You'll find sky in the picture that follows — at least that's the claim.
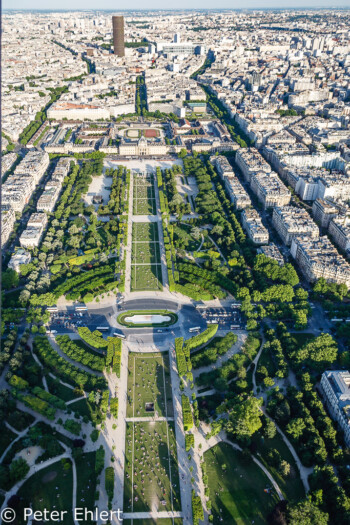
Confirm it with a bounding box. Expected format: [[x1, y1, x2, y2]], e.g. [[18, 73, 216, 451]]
[[3, 0, 350, 10]]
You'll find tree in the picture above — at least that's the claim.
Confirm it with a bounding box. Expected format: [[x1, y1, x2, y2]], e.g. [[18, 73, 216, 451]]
[[191, 226, 201, 240], [287, 499, 329, 525], [9, 457, 29, 482], [279, 460, 291, 477], [286, 418, 306, 440], [2, 269, 19, 290], [264, 418, 277, 439], [227, 396, 263, 441]]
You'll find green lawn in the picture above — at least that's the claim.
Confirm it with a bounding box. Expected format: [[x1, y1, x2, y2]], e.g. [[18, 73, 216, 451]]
[[133, 176, 156, 215], [76, 451, 97, 524], [16, 459, 74, 525], [124, 421, 181, 513], [251, 433, 305, 502], [133, 222, 159, 242], [132, 241, 161, 264], [131, 264, 163, 291], [127, 353, 173, 418], [204, 442, 280, 525], [131, 222, 162, 291], [46, 375, 80, 402]]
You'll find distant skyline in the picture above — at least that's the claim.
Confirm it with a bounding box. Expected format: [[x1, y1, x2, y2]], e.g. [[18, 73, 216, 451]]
[[3, 1, 350, 11]]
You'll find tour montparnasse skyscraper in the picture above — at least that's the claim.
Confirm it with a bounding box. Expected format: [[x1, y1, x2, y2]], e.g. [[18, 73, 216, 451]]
[[112, 15, 125, 57]]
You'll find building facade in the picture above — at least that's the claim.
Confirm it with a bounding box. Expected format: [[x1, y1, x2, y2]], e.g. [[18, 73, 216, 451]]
[[112, 16, 125, 57]]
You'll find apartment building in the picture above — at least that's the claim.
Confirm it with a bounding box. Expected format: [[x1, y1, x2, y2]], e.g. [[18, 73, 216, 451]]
[[272, 206, 319, 246], [1, 152, 17, 178], [291, 235, 350, 287], [210, 155, 235, 178], [321, 371, 350, 447], [1, 206, 16, 245], [241, 208, 269, 245], [328, 216, 350, 253], [8, 249, 32, 273], [14, 150, 49, 183], [257, 243, 284, 266], [235, 148, 271, 183], [19, 212, 48, 248], [318, 173, 350, 202], [250, 171, 291, 209], [312, 198, 348, 229], [225, 177, 251, 210], [2, 151, 49, 213]]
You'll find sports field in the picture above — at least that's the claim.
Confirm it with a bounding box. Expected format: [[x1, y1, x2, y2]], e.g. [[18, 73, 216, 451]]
[[123, 421, 181, 513], [131, 223, 162, 291], [133, 175, 157, 215], [127, 353, 173, 418]]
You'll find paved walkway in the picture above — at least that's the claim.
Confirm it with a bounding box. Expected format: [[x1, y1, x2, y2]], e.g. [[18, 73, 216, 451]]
[[125, 170, 134, 294], [153, 174, 169, 291], [125, 416, 174, 422], [123, 511, 183, 519], [105, 343, 129, 524], [168, 343, 193, 525]]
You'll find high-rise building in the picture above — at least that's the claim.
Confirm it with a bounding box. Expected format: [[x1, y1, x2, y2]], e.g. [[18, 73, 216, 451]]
[[112, 16, 125, 57]]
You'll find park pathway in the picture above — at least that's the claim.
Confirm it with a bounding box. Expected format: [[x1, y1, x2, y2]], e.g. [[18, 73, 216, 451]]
[[124, 170, 134, 294], [169, 343, 193, 525], [153, 172, 169, 291]]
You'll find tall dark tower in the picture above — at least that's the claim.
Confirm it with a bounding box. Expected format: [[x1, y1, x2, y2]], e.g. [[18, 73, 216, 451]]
[[112, 16, 125, 57]]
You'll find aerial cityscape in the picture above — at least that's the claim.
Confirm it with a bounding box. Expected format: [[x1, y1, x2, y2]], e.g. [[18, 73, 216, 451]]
[[1, 6, 350, 525]]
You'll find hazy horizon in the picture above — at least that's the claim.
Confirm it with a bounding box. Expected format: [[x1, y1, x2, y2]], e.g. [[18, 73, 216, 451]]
[[4, 1, 350, 11]]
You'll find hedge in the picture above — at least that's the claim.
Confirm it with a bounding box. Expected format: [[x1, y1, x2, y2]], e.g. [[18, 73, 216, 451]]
[[184, 324, 218, 353], [32, 386, 66, 410], [192, 490, 204, 524], [182, 394, 193, 431], [105, 337, 122, 377], [178, 262, 238, 296], [77, 327, 108, 349], [175, 337, 188, 376], [105, 467, 115, 505], [110, 397, 118, 418], [95, 445, 105, 475], [174, 283, 214, 301], [56, 335, 105, 372], [33, 336, 107, 391], [13, 391, 56, 420], [185, 433, 195, 451], [53, 265, 113, 299], [63, 419, 81, 436]]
